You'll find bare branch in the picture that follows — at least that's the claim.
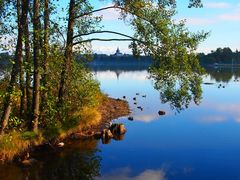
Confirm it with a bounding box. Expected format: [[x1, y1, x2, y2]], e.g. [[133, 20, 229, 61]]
[[73, 38, 133, 46], [75, 5, 124, 19], [73, 30, 149, 46], [73, 30, 134, 40], [49, 19, 66, 47]]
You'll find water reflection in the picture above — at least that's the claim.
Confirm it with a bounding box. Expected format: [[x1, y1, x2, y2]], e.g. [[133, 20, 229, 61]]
[[198, 101, 240, 124], [149, 60, 204, 113], [1, 65, 240, 179], [94, 62, 204, 113], [96, 167, 167, 180], [206, 67, 240, 83], [94, 70, 168, 123], [0, 139, 101, 180]]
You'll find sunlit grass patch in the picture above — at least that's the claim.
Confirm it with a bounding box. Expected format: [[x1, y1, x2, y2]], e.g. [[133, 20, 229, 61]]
[[79, 107, 101, 128]]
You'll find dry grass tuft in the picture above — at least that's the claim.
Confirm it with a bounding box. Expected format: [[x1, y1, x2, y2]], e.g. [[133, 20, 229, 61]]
[[0, 131, 43, 162]]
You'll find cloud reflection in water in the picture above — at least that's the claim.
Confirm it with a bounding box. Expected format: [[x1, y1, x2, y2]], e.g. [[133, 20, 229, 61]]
[[96, 167, 167, 180]]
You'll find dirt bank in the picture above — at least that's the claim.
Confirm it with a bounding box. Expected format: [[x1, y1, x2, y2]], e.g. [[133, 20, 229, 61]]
[[72, 97, 130, 138]]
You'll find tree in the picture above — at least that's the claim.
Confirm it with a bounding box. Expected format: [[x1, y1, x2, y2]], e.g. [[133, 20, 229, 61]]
[[23, 0, 32, 122], [0, 0, 29, 134], [58, 0, 76, 105], [32, 0, 41, 132], [41, 0, 50, 122], [57, 0, 205, 106], [20, 0, 30, 118], [0, 0, 206, 135], [58, 0, 101, 106]]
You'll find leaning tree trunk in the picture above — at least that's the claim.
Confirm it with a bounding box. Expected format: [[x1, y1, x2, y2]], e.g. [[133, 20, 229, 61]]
[[32, 0, 41, 132], [0, 0, 24, 135], [58, 0, 75, 105]]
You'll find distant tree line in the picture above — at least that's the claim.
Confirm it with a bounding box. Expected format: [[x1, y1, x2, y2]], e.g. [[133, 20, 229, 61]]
[[198, 47, 240, 65]]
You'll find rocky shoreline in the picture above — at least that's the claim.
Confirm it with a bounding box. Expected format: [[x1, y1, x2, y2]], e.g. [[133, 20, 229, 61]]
[[71, 97, 130, 139]]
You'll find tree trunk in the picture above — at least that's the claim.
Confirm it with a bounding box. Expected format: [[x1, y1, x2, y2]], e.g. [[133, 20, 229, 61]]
[[20, 0, 30, 118], [41, 0, 49, 122], [32, 0, 41, 133], [58, 0, 75, 105], [0, 0, 24, 135], [23, 0, 31, 126]]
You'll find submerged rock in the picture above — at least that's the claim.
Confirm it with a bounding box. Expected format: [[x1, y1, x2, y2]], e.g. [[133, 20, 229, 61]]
[[57, 142, 64, 148], [102, 137, 111, 144], [102, 129, 113, 140], [128, 116, 134, 121], [119, 124, 127, 135], [113, 134, 125, 141], [203, 82, 214, 85], [110, 124, 127, 135], [158, 110, 166, 115], [21, 158, 38, 167]]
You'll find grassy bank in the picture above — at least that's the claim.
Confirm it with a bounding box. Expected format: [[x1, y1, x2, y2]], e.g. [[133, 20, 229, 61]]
[[0, 95, 129, 163]]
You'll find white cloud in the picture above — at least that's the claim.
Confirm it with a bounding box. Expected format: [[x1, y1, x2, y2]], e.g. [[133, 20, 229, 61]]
[[96, 167, 167, 180], [94, 70, 118, 80], [205, 2, 231, 9], [121, 71, 148, 81], [198, 102, 240, 123], [95, 3, 121, 21], [200, 115, 226, 123], [218, 10, 240, 21], [215, 103, 240, 114], [134, 114, 159, 123], [184, 8, 240, 27], [185, 17, 216, 25]]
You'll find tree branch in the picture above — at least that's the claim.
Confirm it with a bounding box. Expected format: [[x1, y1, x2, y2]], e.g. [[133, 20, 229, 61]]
[[73, 30, 149, 46], [49, 19, 66, 47], [75, 5, 125, 19], [73, 30, 134, 40], [73, 38, 133, 46], [74, 5, 163, 35]]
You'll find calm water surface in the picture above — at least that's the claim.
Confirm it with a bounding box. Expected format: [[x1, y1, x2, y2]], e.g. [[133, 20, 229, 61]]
[[1, 67, 240, 180]]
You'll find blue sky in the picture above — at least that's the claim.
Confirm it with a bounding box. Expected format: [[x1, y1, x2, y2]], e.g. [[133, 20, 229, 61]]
[[87, 0, 240, 55]]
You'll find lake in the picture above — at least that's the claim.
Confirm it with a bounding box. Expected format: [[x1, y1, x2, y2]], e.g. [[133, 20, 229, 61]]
[[1, 66, 240, 180]]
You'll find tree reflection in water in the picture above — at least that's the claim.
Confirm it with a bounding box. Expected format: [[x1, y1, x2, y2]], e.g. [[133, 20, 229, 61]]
[[0, 139, 101, 180], [149, 57, 204, 112]]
